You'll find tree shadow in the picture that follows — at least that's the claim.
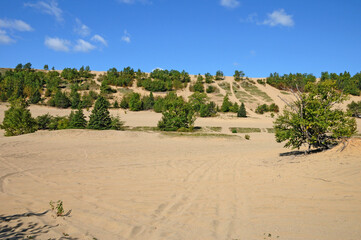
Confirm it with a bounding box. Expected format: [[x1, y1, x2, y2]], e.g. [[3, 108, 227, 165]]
[[279, 148, 324, 157], [0, 210, 78, 239]]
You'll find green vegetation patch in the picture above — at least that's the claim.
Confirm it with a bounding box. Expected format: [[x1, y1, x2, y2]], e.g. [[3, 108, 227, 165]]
[[218, 82, 231, 94], [240, 82, 273, 102], [162, 132, 241, 139], [266, 128, 275, 133], [229, 127, 261, 133]]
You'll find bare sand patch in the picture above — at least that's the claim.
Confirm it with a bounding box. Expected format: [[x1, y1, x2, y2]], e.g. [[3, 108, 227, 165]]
[[0, 129, 360, 239]]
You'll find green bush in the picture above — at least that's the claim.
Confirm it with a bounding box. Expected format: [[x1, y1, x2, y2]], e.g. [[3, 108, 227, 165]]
[[110, 115, 124, 130], [206, 85, 216, 93], [36, 113, 53, 130], [158, 98, 196, 131], [245, 134, 250, 140]]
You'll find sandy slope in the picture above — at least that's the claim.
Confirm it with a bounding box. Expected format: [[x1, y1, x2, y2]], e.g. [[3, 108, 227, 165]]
[[0, 130, 361, 240]]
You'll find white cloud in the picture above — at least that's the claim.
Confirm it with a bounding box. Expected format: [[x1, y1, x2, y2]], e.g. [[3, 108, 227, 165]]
[[74, 18, 90, 37], [44, 37, 70, 51], [262, 9, 294, 27], [91, 34, 107, 46], [121, 30, 131, 43], [220, 0, 240, 8], [74, 39, 96, 52], [0, 30, 14, 44], [25, 0, 63, 22], [0, 19, 33, 31]]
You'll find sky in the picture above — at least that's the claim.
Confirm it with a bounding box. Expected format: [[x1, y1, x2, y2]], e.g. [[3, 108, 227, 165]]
[[0, 0, 361, 77]]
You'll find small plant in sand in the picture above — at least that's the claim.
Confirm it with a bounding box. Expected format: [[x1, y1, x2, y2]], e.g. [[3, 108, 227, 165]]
[[50, 200, 64, 217], [245, 134, 250, 140]]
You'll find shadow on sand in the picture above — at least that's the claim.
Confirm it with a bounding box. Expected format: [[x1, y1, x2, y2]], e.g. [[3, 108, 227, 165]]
[[0, 210, 77, 240]]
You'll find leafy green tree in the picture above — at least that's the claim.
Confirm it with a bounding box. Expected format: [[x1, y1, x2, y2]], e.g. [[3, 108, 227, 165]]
[[274, 80, 357, 151], [234, 70, 245, 81], [230, 102, 239, 113], [221, 94, 232, 112], [205, 73, 214, 83], [189, 92, 207, 112], [68, 108, 87, 129], [158, 98, 196, 131], [44, 65, 49, 70], [0, 99, 37, 136], [192, 78, 205, 93], [129, 93, 143, 111], [88, 96, 112, 130], [199, 101, 217, 117], [215, 70, 224, 80], [237, 102, 247, 117]]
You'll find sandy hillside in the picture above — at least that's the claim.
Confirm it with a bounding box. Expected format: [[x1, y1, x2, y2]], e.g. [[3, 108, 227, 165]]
[[0, 130, 361, 240], [1, 71, 361, 239]]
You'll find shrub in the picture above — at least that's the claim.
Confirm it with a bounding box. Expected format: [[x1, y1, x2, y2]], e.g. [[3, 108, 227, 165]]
[[0, 99, 37, 136], [232, 129, 237, 133], [206, 85, 216, 93], [158, 98, 196, 131], [36, 114, 52, 130], [111, 115, 124, 130], [245, 134, 250, 140]]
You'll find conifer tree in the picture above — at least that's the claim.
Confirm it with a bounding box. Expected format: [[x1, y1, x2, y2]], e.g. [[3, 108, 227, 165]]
[[68, 108, 87, 129], [221, 94, 232, 112], [0, 99, 37, 136], [237, 102, 247, 117], [88, 96, 112, 130]]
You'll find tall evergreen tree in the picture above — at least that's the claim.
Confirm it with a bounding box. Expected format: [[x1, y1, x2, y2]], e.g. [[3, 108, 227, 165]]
[[237, 102, 247, 117], [221, 94, 232, 112], [69, 108, 87, 129], [88, 96, 112, 130]]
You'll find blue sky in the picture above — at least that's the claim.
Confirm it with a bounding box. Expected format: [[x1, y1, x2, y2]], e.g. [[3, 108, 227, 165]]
[[0, 0, 360, 77]]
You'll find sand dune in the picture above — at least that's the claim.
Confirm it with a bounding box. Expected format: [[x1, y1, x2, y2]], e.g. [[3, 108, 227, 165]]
[[0, 129, 361, 239]]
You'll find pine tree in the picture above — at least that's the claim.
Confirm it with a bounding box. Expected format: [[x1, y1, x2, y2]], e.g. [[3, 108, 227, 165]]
[[237, 102, 247, 117], [88, 96, 112, 130], [221, 95, 232, 112], [0, 99, 37, 136], [68, 108, 87, 129]]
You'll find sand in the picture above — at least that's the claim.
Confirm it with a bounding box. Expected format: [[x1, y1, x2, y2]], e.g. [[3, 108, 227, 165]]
[[0, 123, 361, 239]]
